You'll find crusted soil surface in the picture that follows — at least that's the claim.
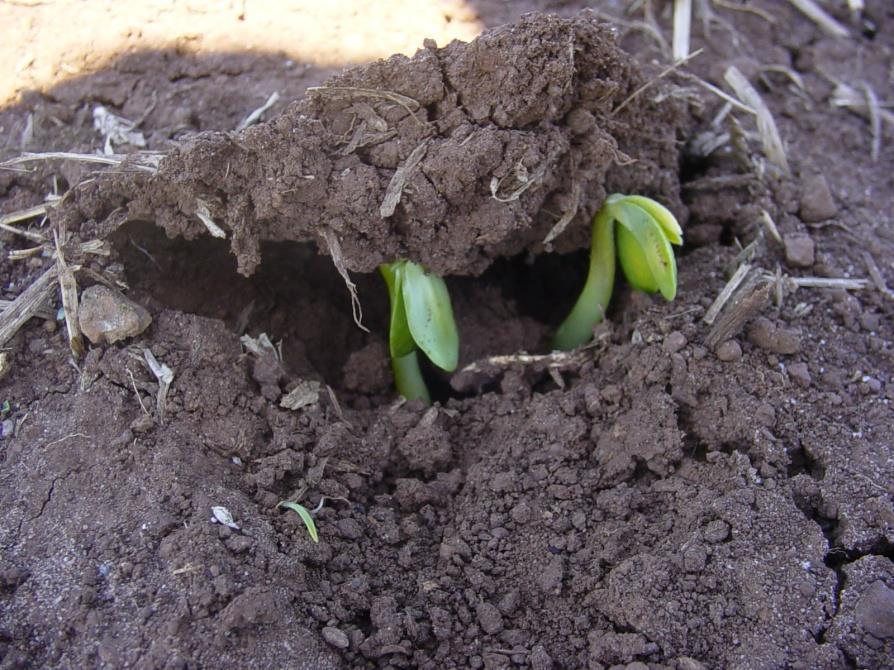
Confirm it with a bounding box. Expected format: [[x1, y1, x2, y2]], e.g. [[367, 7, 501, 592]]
[[1, 3, 894, 670]]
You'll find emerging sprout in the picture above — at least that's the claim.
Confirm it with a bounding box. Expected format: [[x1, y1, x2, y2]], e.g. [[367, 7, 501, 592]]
[[380, 261, 459, 404], [553, 194, 683, 351], [277, 501, 319, 543]]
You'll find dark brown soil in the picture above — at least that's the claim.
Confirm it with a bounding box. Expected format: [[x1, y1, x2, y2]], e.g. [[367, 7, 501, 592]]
[[2, 3, 893, 670]]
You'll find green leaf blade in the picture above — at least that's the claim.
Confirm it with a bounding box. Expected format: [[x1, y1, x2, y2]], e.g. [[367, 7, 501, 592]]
[[379, 263, 415, 359], [613, 201, 678, 301], [277, 501, 319, 543], [401, 262, 459, 372], [619, 195, 683, 245]]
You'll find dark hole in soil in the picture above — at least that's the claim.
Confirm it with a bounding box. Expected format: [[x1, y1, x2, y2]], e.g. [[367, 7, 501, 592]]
[[109, 222, 651, 401], [786, 444, 827, 480], [109, 221, 390, 388]]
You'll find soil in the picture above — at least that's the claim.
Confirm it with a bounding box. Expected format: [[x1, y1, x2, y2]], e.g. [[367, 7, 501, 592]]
[[1, 2, 893, 670]]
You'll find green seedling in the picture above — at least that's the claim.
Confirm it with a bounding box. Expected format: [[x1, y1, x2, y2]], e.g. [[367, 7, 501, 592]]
[[379, 260, 459, 404], [277, 501, 319, 543], [553, 194, 683, 351]]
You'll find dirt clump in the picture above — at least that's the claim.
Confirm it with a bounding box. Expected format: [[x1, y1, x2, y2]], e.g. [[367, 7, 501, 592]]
[[57, 13, 683, 278]]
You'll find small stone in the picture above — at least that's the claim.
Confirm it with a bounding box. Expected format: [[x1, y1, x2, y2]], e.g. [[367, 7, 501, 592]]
[[783, 233, 816, 268], [683, 545, 708, 572], [715, 340, 742, 362], [663, 331, 687, 353], [857, 581, 894, 639], [224, 535, 253, 553], [78, 285, 152, 345], [322, 626, 350, 649], [747, 317, 801, 355], [677, 657, 707, 670], [337, 518, 363, 540], [530, 645, 554, 670], [537, 556, 565, 594], [703, 520, 730, 543], [476, 602, 503, 635], [788, 362, 812, 388], [800, 175, 838, 222]]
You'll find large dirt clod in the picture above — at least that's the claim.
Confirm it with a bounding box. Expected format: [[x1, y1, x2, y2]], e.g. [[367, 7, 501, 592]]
[[63, 13, 683, 277]]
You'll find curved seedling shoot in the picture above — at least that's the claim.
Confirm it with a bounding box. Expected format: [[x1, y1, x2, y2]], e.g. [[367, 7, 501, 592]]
[[553, 194, 683, 351], [380, 261, 459, 404]]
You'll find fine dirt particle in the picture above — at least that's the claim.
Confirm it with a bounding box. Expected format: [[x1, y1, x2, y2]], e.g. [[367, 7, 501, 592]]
[[663, 330, 687, 353], [715, 339, 743, 362], [747, 317, 802, 355], [322, 626, 351, 649], [799, 174, 838, 222], [857, 581, 894, 639], [787, 361, 812, 388], [783, 232, 816, 268]]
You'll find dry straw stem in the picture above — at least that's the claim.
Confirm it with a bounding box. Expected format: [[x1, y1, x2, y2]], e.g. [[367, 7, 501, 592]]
[[195, 199, 227, 238], [0, 151, 161, 173], [490, 163, 546, 203], [380, 140, 429, 217], [142, 348, 174, 422], [713, 0, 776, 23], [862, 251, 894, 299], [236, 91, 280, 132], [860, 83, 882, 162], [760, 210, 783, 244], [787, 0, 849, 38], [0, 203, 47, 226], [307, 86, 426, 126], [321, 228, 368, 332], [612, 49, 703, 117], [703, 261, 754, 326], [589, 8, 669, 56], [0, 266, 57, 347], [0, 204, 48, 243], [542, 181, 582, 247], [830, 81, 894, 132], [53, 232, 85, 358], [673, 0, 692, 62], [706, 274, 772, 348], [724, 66, 789, 173], [459, 349, 591, 375]]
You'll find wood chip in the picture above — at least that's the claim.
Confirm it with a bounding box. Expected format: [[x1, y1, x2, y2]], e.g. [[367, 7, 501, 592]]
[[703, 262, 753, 326], [706, 275, 772, 348]]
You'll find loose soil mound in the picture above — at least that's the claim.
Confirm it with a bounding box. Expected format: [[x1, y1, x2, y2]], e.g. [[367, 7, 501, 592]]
[[1, 4, 893, 670]]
